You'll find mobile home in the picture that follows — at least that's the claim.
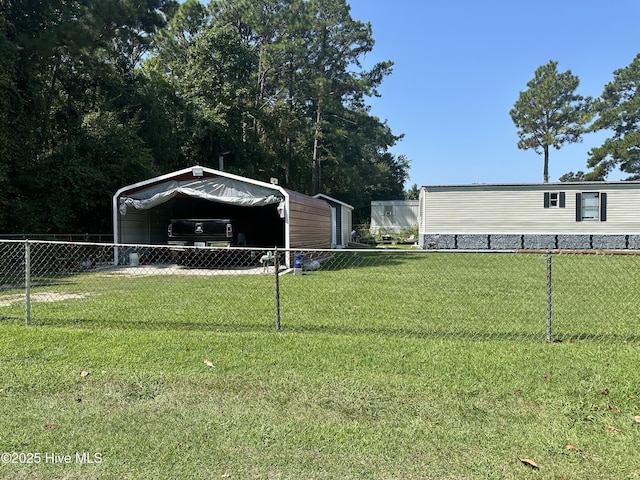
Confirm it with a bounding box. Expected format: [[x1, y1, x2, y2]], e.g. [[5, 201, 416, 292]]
[[419, 182, 640, 250], [370, 200, 419, 235]]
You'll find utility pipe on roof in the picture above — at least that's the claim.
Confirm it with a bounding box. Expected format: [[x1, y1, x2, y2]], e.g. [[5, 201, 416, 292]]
[[218, 151, 231, 172]]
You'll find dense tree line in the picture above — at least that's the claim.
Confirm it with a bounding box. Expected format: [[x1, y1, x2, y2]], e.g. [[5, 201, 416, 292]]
[[0, 0, 409, 234]]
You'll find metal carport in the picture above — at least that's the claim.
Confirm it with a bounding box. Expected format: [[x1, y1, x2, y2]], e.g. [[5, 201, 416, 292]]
[[112, 166, 332, 264]]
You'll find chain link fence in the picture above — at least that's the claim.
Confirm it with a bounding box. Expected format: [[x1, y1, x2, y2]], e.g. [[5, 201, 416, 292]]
[[1, 240, 639, 343]]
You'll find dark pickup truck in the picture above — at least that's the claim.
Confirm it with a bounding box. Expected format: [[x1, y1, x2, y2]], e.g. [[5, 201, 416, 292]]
[[167, 219, 235, 247], [168, 219, 239, 267]]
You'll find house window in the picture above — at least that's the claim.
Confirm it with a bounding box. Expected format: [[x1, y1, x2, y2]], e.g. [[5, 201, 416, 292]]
[[581, 193, 599, 220], [384, 206, 393, 217], [543, 192, 565, 208], [576, 192, 607, 222]]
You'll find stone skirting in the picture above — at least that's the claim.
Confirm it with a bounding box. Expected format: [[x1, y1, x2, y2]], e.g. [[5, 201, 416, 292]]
[[421, 234, 640, 250]]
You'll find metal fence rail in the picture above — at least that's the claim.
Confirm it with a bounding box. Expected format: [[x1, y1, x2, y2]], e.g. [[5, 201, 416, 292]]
[[1, 240, 639, 342]]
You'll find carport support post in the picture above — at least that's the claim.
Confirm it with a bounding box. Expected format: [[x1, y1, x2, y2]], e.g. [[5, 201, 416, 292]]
[[274, 247, 281, 331], [546, 252, 552, 342], [25, 240, 31, 326]]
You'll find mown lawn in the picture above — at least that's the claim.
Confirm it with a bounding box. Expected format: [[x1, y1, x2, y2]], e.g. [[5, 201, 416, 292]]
[[0, 251, 639, 479]]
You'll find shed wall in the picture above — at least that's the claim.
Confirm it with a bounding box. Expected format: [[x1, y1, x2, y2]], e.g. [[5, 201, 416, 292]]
[[313, 194, 353, 248], [287, 190, 332, 249], [341, 207, 352, 246], [119, 209, 150, 244]]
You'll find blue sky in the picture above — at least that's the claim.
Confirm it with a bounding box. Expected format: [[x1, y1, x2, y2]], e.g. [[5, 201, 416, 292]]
[[345, 0, 640, 187]]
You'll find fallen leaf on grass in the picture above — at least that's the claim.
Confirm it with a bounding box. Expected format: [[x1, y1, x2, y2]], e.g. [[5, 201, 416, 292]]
[[606, 425, 621, 432], [634, 416, 640, 423], [80, 370, 90, 377], [519, 458, 540, 470], [564, 444, 582, 453], [44, 423, 58, 429], [608, 405, 620, 413], [204, 359, 214, 368], [600, 388, 609, 395]]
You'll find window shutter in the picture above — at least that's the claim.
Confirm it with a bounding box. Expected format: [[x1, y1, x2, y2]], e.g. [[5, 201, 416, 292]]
[[575, 193, 582, 222], [600, 192, 607, 221], [543, 192, 550, 208], [559, 192, 566, 208]]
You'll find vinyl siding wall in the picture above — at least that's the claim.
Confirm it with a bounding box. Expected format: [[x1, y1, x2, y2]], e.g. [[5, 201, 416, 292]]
[[419, 183, 640, 235], [370, 200, 419, 234]]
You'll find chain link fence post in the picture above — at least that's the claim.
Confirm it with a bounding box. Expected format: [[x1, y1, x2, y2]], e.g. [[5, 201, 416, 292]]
[[25, 240, 31, 326], [274, 247, 281, 331], [546, 251, 552, 342]]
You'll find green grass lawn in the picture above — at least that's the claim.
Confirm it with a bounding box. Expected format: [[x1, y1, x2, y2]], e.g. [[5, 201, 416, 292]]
[[1, 251, 639, 479]]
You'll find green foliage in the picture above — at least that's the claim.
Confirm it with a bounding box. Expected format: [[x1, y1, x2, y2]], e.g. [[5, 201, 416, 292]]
[[510, 61, 593, 183], [14, 114, 155, 233], [558, 170, 603, 182], [0, 0, 407, 234], [587, 53, 640, 180], [405, 183, 420, 200], [398, 224, 418, 241], [0, 0, 174, 233], [144, 0, 408, 221], [559, 171, 586, 182]]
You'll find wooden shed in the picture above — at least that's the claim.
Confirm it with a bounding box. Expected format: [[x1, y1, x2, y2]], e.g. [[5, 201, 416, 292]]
[[113, 166, 332, 261], [419, 181, 640, 250], [313, 194, 354, 248]]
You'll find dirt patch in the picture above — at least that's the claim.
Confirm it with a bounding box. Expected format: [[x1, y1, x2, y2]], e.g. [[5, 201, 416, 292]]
[[97, 263, 289, 277], [0, 292, 89, 307]]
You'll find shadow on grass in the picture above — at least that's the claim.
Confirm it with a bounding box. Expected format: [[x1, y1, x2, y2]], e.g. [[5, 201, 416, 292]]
[[312, 250, 428, 272], [19, 315, 640, 344]]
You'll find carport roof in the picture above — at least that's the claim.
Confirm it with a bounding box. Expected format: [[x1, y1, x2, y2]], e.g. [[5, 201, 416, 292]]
[[115, 166, 286, 215]]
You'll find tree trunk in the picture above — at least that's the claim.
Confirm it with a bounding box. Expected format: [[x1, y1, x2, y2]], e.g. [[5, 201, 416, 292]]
[[285, 135, 291, 186], [543, 145, 549, 183], [311, 106, 322, 195], [40, 53, 61, 148]]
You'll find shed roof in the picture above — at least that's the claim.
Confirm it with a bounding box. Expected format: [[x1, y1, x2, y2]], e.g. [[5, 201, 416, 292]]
[[313, 193, 354, 210]]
